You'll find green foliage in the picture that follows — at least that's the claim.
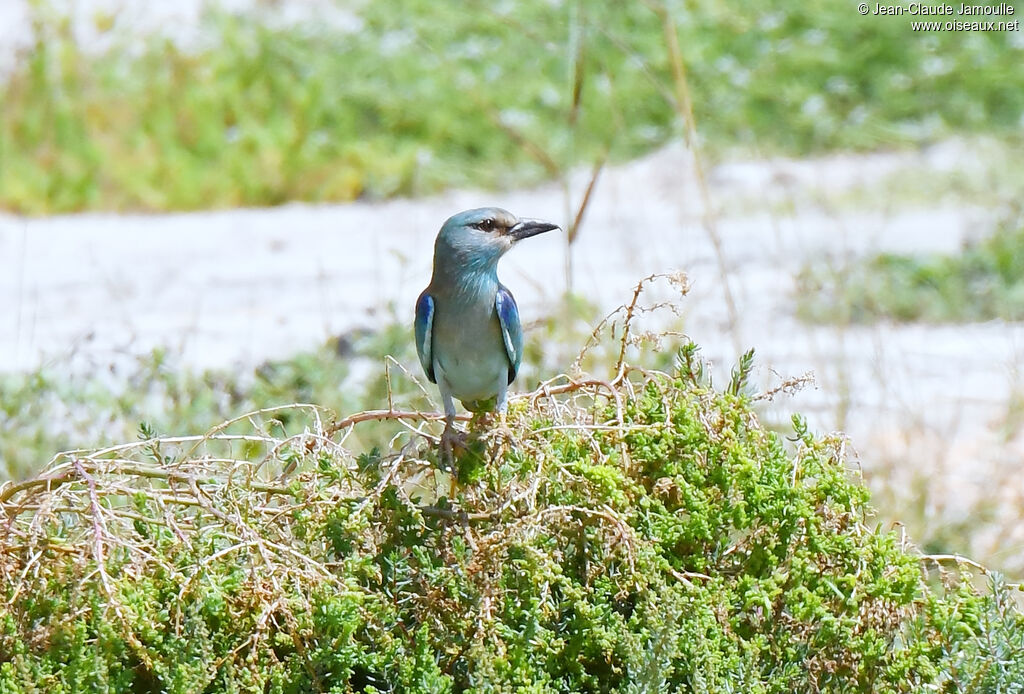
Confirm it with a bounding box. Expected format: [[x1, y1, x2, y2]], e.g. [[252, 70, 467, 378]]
[[2, 345, 1022, 692], [916, 572, 1024, 691], [2, 0, 1022, 213], [797, 205, 1024, 324]]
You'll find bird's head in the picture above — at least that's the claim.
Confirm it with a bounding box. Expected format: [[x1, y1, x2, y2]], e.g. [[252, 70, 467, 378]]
[[434, 207, 559, 273]]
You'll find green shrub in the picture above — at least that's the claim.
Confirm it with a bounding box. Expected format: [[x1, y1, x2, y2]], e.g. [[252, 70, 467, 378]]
[[2, 0, 1022, 213], [2, 335, 1021, 692], [797, 204, 1024, 324]]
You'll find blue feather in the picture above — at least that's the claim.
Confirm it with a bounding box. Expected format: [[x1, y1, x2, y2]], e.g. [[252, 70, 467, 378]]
[[495, 284, 523, 385], [414, 291, 436, 383]]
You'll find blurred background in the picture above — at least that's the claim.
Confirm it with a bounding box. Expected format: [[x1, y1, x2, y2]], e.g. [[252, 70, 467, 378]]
[[1, 0, 1023, 576]]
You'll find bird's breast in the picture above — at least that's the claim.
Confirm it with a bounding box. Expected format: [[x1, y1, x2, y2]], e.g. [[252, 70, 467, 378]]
[[431, 293, 509, 403]]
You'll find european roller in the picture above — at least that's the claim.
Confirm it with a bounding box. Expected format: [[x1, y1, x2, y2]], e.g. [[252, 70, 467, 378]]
[[415, 207, 559, 459]]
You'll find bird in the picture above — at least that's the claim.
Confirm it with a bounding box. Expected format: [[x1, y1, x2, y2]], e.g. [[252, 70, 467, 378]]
[[414, 207, 559, 461]]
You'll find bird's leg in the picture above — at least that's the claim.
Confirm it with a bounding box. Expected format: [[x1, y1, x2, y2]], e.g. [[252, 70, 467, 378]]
[[436, 381, 469, 500], [437, 379, 465, 468], [487, 378, 516, 448]]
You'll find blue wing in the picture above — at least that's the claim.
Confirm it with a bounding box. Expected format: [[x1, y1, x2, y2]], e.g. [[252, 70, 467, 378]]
[[414, 291, 436, 383], [495, 284, 523, 385]]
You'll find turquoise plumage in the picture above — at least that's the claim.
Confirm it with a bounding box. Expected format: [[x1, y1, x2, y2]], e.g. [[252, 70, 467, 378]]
[[414, 207, 558, 456]]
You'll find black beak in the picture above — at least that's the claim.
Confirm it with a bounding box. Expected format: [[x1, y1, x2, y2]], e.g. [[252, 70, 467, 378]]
[[508, 218, 560, 241]]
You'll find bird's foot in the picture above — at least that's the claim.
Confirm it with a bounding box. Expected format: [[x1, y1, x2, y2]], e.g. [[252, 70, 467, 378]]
[[439, 424, 468, 469]]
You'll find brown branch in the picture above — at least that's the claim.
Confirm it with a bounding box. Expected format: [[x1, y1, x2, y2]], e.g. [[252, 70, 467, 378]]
[[615, 274, 654, 377], [755, 372, 816, 402], [1, 461, 295, 512], [568, 156, 606, 246], [419, 505, 503, 523], [0, 470, 74, 506], [920, 554, 1024, 591], [320, 409, 471, 442]]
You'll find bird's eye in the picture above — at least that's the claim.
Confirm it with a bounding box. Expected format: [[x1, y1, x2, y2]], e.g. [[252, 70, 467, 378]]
[[477, 218, 495, 232]]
